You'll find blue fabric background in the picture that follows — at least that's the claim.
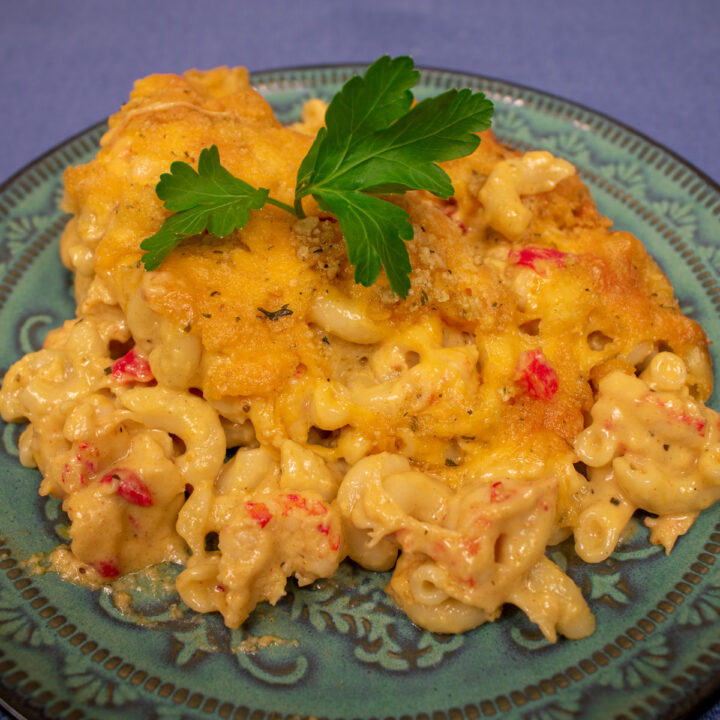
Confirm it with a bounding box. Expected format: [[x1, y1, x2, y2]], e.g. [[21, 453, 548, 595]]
[[1, 0, 719, 184], [0, 1, 719, 718]]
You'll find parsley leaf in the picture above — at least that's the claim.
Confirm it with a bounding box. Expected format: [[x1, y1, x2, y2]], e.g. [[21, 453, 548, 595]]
[[140, 145, 270, 270], [140, 56, 494, 298], [314, 189, 413, 295], [295, 56, 493, 296]]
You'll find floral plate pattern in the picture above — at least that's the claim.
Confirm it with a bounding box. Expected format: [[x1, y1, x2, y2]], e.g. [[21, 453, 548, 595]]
[[0, 65, 719, 720]]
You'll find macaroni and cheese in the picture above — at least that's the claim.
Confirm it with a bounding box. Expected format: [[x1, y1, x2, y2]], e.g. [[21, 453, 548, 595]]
[[1, 66, 718, 642]]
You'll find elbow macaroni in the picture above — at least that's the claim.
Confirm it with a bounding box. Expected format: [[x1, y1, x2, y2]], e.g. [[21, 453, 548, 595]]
[[1, 67, 718, 643], [573, 352, 720, 556]]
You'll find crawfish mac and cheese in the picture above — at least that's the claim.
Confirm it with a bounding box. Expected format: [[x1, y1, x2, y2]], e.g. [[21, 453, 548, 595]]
[[2, 66, 719, 642]]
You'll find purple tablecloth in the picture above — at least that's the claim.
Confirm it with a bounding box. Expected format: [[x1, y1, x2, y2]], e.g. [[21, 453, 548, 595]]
[[1, 1, 719, 718], [2, 0, 719, 184]]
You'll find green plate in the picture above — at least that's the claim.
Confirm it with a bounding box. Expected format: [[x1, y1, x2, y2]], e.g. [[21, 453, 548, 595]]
[[1, 65, 719, 720]]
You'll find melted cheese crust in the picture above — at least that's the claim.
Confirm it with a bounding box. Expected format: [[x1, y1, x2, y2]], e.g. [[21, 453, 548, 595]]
[[1, 67, 717, 641]]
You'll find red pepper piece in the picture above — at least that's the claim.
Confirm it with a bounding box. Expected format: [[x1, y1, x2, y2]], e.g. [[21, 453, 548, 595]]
[[111, 347, 154, 384], [101, 468, 153, 507], [508, 246, 566, 274], [516, 349, 559, 400], [281, 493, 327, 517], [246, 502, 273, 528], [440, 197, 468, 233], [95, 560, 119, 579]]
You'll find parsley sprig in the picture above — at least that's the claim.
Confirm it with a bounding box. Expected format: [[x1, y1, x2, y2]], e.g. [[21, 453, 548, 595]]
[[140, 56, 494, 297]]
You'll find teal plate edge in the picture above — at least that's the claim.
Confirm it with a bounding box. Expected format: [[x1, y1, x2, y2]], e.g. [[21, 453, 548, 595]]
[[0, 65, 719, 720]]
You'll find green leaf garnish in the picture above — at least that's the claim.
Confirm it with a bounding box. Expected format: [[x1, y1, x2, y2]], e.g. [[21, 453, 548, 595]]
[[140, 56, 494, 297], [140, 145, 270, 270]]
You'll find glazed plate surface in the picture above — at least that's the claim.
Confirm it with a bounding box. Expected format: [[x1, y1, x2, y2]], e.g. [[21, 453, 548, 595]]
[[1, 65, 719, 720]]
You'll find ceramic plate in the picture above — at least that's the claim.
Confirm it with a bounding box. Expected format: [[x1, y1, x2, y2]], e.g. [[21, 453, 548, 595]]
[[1, 65, 719, 720]]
